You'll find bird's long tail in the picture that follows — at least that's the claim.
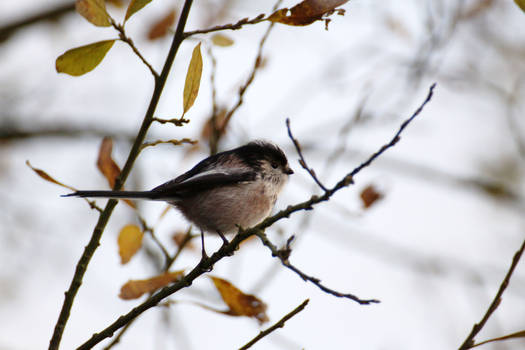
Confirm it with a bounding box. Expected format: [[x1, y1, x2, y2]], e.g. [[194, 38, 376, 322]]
[[62, 190, 157, 200]]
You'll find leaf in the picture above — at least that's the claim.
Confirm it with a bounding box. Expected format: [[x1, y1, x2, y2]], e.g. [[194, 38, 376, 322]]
[[182, 42, 203, 116], [125, 0, 153, 22], [515, 0, 525, 13], [56, 40, 115, 76], [147, 9, 177, 40], [267, 0, 348, 26], [472, 330, 525, 348], [211, 34, 234, 47], [119, 271, 185, 299], [26, 161, 76, 191], [97, 137, 121, 188], [360, 184, 383, 209], [117, 224, 144, 264], [75, 0, 111, 27], [210, 276, 269, 324]]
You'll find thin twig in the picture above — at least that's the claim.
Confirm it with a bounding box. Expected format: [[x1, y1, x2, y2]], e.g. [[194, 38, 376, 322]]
[[458, 238, 525, 350], [102, 320, 135, 350], [165, 228, 196, 271], [110, 19, 159, 79], [255, 231, 379, 304], [152, 117, 190, 126], [74, 83, 435, 350], [138, 216, 171, 265], [48, 1, 195, 349], [183, 14, 266, 39], [239, 299, 310, 350], [286, 118, 328, 192], [140, 138, 197, 150]]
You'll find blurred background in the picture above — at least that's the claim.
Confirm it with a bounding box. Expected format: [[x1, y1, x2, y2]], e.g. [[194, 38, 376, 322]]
[[1, 0, 525, 349]]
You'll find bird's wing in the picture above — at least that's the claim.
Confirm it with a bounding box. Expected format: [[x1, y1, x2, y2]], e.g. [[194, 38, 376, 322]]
[[150, 171, 256, 199]]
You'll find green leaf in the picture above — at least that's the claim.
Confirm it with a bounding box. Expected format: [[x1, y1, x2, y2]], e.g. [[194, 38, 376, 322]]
[[56, 40, 115, 76], [473, 330, 525, 348], [515, 0, 525, 13], [182, 42, 203, 115], [75, 0, 111, 27], [125, 0, 153, 22]]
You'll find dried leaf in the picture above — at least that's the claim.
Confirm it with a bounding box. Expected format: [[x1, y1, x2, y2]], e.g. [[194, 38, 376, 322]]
[[515, 0, 525, 13], [75, 0, 111, 27], [106, 0, 124, 7], [118, 224, 144, 264], [360, 184, 383, 209], [26, 161, 76, 191], [97, 137, 121, 188], [56, 40, 115, 76], [182, 42, 203, 116], [120, 271, 185, 299], [472, 330, 525, 348], [172, 231, 196, 250], [211, 34, 234, 47], [147, 9, 176, 40], [210, 276, 269, 324], [268, 0, 348, 26], [125, 0, 152, 22]]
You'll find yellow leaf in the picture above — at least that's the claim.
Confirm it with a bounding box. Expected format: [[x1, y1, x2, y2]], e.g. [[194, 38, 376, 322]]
[[515, 0, 525, 13], [75, 0, 111, 27], [267, 0, 349, 26], [118, 224, 144, 264], [125, 0, 152, 21], [26, 161, 76, 191], [182, 42, 203, 116], [119, 271, 185, 299], [211, 34, 234, 47], [56, 40, 115, 76], [210, 276, 269, 324]]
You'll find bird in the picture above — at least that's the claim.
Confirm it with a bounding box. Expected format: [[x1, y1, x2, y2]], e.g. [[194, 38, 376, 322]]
[[64, 140, 294, 257]]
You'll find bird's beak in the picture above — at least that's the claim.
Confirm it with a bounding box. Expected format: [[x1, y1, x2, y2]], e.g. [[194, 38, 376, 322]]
[[284, 166, 294, 175]]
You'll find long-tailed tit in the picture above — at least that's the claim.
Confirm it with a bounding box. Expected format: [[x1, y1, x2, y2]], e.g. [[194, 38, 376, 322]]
[[64, 140, 293, 255]]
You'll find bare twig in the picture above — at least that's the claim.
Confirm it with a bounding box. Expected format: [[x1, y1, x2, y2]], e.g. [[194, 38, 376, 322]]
[[255, 231, 379, 304], [458, 238, 525, 350], [110, 19, 159, 80], [48, 1, 196, 349], [75, 83, 435, 350], [239, 299, 310, 350], [183, 14, 266, 39], [140, 138, 197, 150], [152, 117, 190, 127], [286, 118, 328, 192], [138, 216, 171, 265]]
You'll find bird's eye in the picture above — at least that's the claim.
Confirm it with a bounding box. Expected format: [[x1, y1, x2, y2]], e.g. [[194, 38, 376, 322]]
[[271, 162, 278, 169]]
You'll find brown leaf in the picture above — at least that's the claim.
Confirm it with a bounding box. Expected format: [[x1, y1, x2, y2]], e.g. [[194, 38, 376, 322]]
[[119, 271, 185, 300], [360, 184, 383, 209], [75, 0, 111, 27], [147, 9, 176, 40], [97, 137, 121, 188], [118, 224, 144, 264], [267, 0, 348, 26], [96, 137, 135, 208], [210, 276, 269, 324], [172, 231, 196, 250], [26, 161, 76, 191]]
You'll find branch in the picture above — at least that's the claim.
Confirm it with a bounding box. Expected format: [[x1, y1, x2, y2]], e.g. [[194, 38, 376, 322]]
[[140, 138, 197, 150], [152, 117, 190, 127], [458, 238, 525, 349], [239, 299, 309, 350], [183, 14, 266, 39], [110, 19, 159, 79], [255, 232, 378, 304], [286, 118, 327, 191], [48, 1, 195, 349], [75, 83, 435, 349]]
